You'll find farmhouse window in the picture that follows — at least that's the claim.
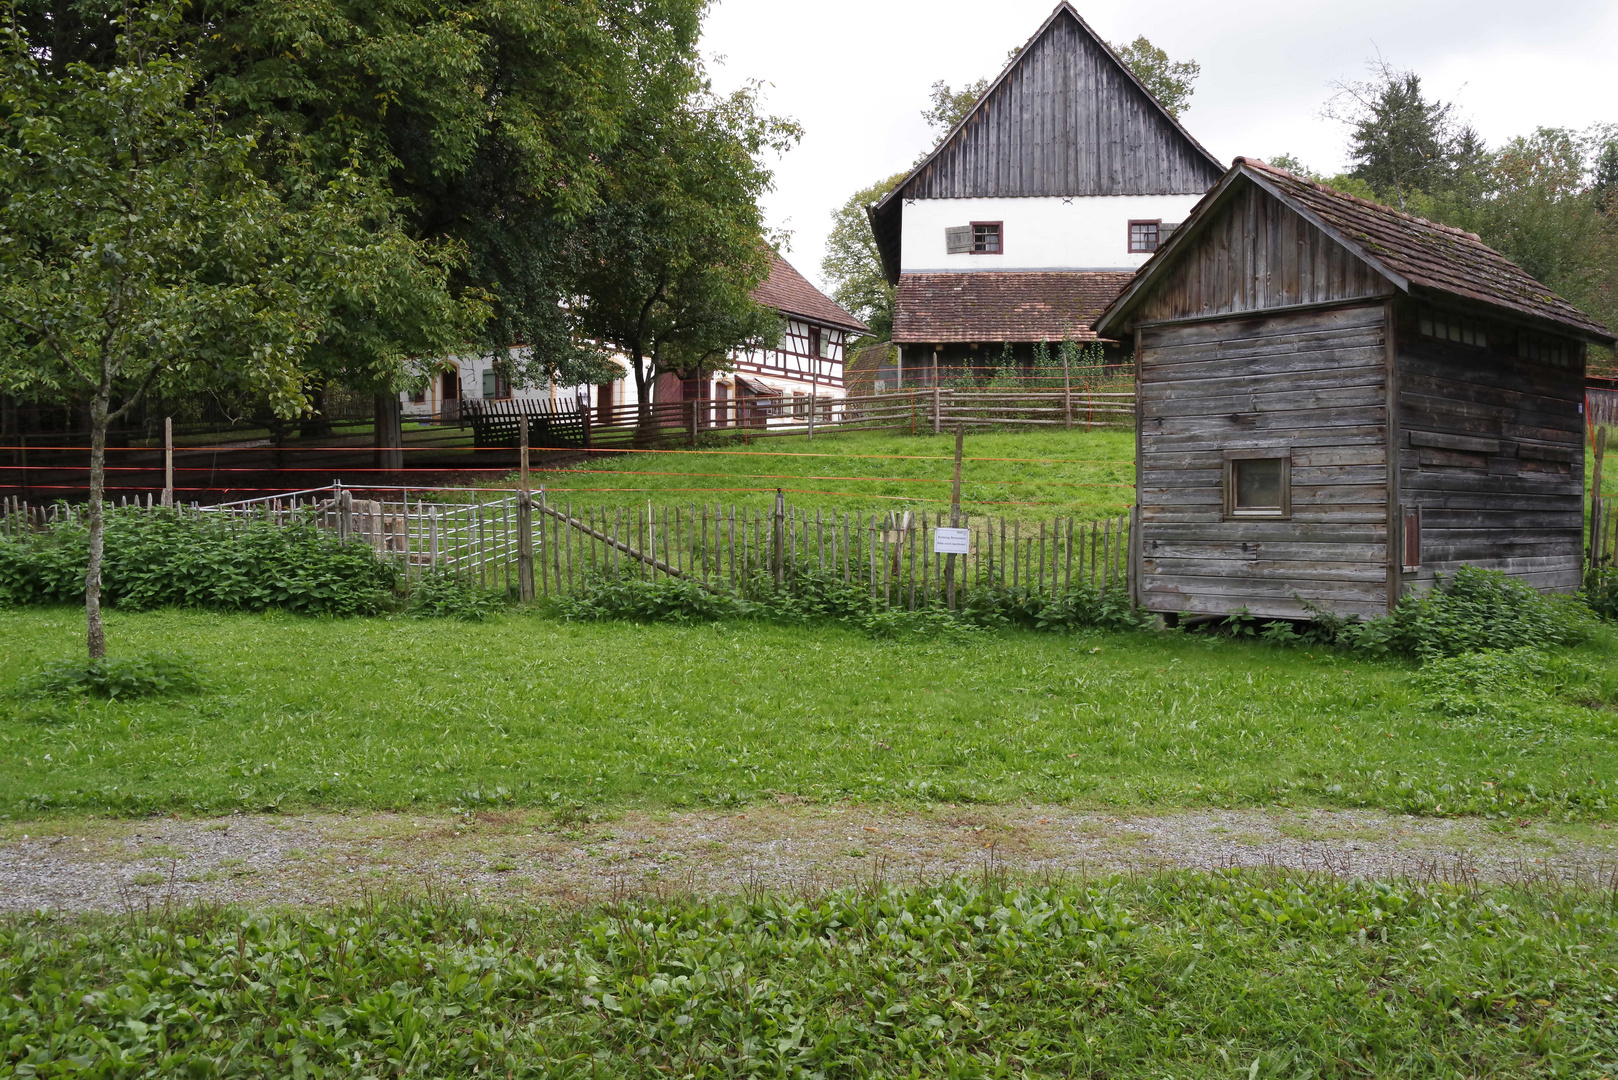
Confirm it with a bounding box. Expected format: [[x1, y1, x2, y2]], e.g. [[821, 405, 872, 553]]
[[971, 222, 1002, 254], [409, 386, 426, 404], [482, 368, 512, 399], [1129, 220, 1161, 253], [1223, 451, 1291, 519], [1418, 309, 1488, 350], [1402, 507, 1422, 571], [807, 325, 821, 361]]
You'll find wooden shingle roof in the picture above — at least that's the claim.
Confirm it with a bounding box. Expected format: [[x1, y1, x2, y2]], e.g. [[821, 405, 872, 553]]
[[1245, 159, 1611, 340], [753, 253, 869, 334], [894, 271, 1134, 344], [1097, 158, 1614, 343]]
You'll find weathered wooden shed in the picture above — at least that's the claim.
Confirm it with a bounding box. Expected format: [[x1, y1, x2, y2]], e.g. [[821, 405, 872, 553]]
[[1093, 158, 1615, 620]]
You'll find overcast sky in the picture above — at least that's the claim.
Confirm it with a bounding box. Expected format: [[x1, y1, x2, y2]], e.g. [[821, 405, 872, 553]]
[[700, 0, 1617, 294]]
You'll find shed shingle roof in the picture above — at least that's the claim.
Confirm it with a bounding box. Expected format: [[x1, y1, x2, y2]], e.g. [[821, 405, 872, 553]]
[[753, 253, 869, 333], [894, 271, 1135, 344], [1241, 159, 1609, 340]]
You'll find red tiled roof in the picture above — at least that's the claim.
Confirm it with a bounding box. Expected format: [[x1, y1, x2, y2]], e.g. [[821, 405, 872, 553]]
[[752, 253, 869, 333], [1243, 158, 1613, 341], [893, 271, 1135, 344]]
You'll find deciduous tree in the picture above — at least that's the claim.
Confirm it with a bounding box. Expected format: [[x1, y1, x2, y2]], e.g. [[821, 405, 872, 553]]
[[0, 8, 465, 658], [1110, 36, 1199, 120], [822, 174, 905, 344], [571, 81, 797, 426]]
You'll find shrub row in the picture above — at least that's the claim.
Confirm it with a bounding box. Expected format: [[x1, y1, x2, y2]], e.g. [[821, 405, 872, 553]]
[[0, 509, 396, 616]]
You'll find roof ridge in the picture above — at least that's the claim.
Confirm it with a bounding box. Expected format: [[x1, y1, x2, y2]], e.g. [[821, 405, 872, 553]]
[[1236, 157, 1485, 242]]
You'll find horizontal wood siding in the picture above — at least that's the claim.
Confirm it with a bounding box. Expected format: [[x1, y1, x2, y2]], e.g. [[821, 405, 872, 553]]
[[1394, 304, 1585, 593], [905, 11, 1222, 200], [1134, 183, 1389, 323], [1138, 304, 1390, 618]]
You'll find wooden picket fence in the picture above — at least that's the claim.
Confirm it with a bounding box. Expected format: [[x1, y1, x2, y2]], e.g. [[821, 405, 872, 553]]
[[1593, 496, 1616, 572], [0, 487, 1133, 605], [525, 497, 1132, 607]]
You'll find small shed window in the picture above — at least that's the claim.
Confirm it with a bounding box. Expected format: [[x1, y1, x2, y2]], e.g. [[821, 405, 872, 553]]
[[1129, 220, 1161, 253], [1401, 507, 1422, 571], [1518, 331, 1575, 368], [1418, 309, 1488, 350], [1223, 452, 1291, 519], [971, 222, 1002, 254]]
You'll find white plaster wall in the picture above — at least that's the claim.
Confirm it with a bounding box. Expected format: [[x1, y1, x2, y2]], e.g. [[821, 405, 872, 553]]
[[899, 195, 1204, 273], [399, 347, 587, 419]]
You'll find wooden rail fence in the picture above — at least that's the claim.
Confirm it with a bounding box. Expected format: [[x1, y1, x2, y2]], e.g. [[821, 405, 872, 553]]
[[461, 386, 1136, 451]]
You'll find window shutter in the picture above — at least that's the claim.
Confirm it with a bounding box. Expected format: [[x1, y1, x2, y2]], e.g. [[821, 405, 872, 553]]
[[1160, 222, 1182, 241], [945, 226, 973, 254], [1402, 507, 1421, 570]]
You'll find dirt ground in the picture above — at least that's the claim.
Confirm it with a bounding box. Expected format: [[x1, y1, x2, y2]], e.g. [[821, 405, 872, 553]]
[[4, 802, 1617, 913]]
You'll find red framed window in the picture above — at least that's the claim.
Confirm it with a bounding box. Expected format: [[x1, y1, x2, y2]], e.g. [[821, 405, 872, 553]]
[[1129, 220, 1161, 253], [970, 221, 1002, 254]]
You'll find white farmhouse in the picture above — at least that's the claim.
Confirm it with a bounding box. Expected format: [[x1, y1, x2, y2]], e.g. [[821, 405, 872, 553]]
[[866, 2, 1225, 385]]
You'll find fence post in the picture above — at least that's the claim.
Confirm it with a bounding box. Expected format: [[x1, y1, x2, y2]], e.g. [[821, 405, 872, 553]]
[[1063, 350, 1072, 430], [808, 377, 816, 441], [932, 382, 941, 436], [772, 488, 785, 587], [338, 487, 354, 544], [945, 425, 963, 609], [517, 415, 535, 601], [162, 416, 174, 508]]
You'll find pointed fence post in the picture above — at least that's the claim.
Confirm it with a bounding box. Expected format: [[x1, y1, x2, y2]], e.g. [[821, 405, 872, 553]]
[[772, 488, 785, 587], [517, 414, 535, 601], [945, 424, 963, 609], [162, 417, 174, 508]]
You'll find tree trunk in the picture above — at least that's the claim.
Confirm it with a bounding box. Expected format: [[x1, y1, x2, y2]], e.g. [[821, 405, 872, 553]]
[[374, 392, 403, 472], [85, 384, 110, 660]]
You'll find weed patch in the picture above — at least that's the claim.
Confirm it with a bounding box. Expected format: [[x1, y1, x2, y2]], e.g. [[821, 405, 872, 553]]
[[16, 653, 204, 700], [3, 874, 1616, 1076]]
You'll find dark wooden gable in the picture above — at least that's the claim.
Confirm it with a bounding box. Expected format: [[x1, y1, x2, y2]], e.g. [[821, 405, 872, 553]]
[[1132, 180, 1394, 324], [902, 5, 1223, 200]]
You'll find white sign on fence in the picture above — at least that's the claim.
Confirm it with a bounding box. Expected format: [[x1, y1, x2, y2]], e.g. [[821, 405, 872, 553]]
[[932, 527, 971, 555]]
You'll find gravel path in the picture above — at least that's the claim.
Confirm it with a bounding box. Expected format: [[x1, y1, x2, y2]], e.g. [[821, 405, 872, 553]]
[[3, 804, 1616, 913]]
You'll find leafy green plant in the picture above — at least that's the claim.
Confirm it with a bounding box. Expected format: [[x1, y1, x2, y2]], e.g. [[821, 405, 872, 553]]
[[555, 572, 754, 624], [408, 569, 508, 621], [1584, 566, 1618, 622], [0, 508, 395, 616], [1303, 567, 1598, 659], [554, 566, 1149, 639], [17, 653, 204, 700]]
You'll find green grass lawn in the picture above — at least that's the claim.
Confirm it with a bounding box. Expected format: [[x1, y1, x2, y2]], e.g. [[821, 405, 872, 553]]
[[6, 874, 1615, 1078], [515, 427, 1138, 521], [3, 606, 1614, 822]]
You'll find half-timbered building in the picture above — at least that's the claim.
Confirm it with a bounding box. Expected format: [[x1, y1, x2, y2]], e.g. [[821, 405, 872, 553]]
[[622, 252, 867, 427], [868, 2, 1224, 384], [1093, 158, 1615, 620]]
